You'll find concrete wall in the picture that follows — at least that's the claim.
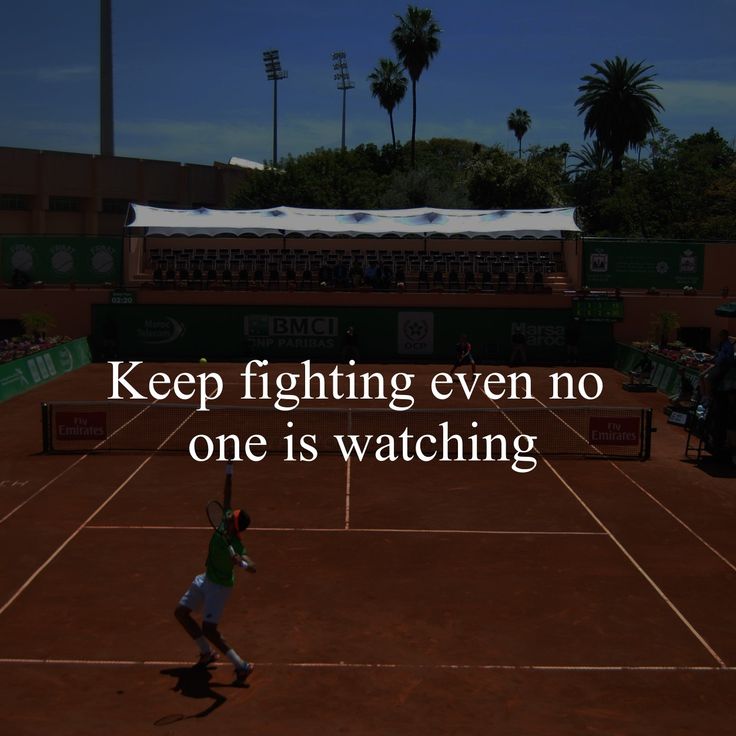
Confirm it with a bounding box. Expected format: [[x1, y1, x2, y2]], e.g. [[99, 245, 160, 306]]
[[0, 147, 250, 237]]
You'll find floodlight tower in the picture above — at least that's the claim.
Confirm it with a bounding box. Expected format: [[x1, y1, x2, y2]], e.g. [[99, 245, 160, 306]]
[[262, 49, 288, 166], [332, 51, 355, 151], [100, 0, 114, 156]]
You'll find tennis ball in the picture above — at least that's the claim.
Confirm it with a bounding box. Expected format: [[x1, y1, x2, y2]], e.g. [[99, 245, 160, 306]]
[[199, 357, 207, 364]]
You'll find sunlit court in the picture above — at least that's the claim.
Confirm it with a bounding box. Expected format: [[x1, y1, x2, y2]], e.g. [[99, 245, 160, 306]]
[[1, 362, 736, 734]]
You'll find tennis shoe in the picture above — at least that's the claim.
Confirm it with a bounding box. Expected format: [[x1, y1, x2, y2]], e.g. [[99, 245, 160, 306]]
[[234, 663, 254, 685], [195, 650, 218, 667]]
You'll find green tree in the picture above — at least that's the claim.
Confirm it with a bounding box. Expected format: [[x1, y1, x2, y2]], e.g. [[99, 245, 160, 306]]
[[368, 58, 408, 148], [466, 146, 565, 209], [390, 5, 441, 168], [575, 56, 663, 175], [507, 108, 531, 158], [569, 140, 612, 176]]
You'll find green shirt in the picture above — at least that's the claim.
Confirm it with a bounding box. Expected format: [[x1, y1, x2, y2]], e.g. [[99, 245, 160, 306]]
[[205, 521, 245, 587]]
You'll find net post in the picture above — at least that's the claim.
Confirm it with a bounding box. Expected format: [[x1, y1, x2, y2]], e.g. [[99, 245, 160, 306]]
[[642, 408, 653, 460], [41, 402, 51, 453]]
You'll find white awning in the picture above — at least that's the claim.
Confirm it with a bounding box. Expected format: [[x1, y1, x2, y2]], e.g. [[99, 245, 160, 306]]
[[126, 204, 580, 238]]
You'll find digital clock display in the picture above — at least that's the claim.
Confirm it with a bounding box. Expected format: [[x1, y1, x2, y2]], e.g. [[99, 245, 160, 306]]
[[572, 297, 624, 322]]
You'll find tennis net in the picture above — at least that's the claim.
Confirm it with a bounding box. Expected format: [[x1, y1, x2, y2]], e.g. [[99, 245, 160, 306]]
[[41, 401, 653, 460]]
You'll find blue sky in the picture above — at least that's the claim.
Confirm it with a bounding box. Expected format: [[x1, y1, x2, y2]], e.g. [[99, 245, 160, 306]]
[[0, 0, 734, 165]]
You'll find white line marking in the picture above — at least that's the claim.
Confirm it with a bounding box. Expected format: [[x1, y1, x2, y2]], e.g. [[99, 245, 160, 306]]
[[0, 403, 155, 526], [0, 410, 194, 617], [344, 456, 352, 530], [530, 394, 736, 575], [487, 397, 727, 668], [84, 524, 607, 536], [608, 461, 736, 574], [0, 657, 734, 672]]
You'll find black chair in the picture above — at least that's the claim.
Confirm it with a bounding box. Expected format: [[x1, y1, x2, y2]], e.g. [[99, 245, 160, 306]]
[[481, 270, 492, 291], [464, 269, 476, 290], [268, 267, 280, 290], [515, 271, 527, 292], [222, 267, 233, 289], [433, 269, 444, 288], [153, 267, 164, 288], [192, 267, 204, 289], [206, 268, 217, 288], [301, 268, 313, 290], [253, 267, 265, 288], [532, 270, 544, 291], [418, 269, 429, 290], [498, 271, 509, 292], [237, 267, 249, 289], [448, 270, 460, 291]]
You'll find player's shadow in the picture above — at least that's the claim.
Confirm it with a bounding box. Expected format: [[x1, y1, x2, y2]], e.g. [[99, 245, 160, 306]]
[[159, 665, 228, 720]]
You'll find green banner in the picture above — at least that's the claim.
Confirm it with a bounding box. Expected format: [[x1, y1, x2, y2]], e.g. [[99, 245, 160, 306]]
[[583, 240, 704, 289], [1, 236, 122, 284], [92, 305, 615, 364], [0, 338, 91, 402]]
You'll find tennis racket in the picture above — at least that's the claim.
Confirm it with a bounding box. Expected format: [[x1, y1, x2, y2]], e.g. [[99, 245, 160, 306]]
[[206, 499, 236, 558]]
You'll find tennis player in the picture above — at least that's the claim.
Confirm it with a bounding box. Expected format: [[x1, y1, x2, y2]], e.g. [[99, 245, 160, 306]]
[[174, 460, 256, 685], [450, 334, 477, 378]]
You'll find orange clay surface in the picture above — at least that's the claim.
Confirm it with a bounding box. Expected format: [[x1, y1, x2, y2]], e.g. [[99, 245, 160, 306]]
[[1, 362, 736, 735]]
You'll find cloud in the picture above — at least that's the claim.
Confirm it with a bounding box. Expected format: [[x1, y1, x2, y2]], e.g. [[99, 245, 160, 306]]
[[36, 65, 97, 81], [0, 65, 97, 81], [658, 79, 736, 115]]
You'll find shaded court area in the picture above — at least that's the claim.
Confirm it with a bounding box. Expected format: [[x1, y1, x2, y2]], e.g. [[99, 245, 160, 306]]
[[1, 363, 736, 734]]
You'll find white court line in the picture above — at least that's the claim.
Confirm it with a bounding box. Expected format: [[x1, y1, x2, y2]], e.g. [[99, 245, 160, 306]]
[[529, 395, 736, 575], [0, 657, 734, 673], [85, 524, 606, 536], [0, 403, 155, 527], [0, 410, 195, 617], [607, 461, 736, 575], [486, 397, 727, 669], [344, 456, 352, 529]]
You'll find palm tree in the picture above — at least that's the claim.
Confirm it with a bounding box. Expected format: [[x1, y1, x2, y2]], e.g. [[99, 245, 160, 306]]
[[368, 58, 408, 149], [568, 140, 612, 176], [575, 56, 663, 174], [390, 5, 441, 167], [507, 109, 531, 158]]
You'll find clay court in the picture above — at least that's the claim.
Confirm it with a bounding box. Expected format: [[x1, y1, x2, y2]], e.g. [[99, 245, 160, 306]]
[[1, 362, 736, 735]]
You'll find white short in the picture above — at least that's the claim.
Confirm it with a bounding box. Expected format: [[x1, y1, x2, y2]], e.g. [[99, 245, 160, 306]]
[[178, 573, 233, 625]]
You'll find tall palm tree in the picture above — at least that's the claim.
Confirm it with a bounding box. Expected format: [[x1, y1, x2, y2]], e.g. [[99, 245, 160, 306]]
[[568, 140, 612, 176], [390, 5, 441, 167], [507, 109, 531, 158], [368, 58, 408, 149], [575, 56, 663, 174]]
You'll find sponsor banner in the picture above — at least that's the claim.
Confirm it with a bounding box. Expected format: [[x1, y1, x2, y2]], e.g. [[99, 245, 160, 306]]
[[54, 411, 107, 441], [397, 312, 434, 355], [583, 240, 704, 289], [588, 416, 641, 446], [0, 338, 92, 402], [510, 320, 566, 348], [1, 236, 122, 284], [93, 305, 612, 362], [244, 314, 339, 354], [136, 316, 187, 345]]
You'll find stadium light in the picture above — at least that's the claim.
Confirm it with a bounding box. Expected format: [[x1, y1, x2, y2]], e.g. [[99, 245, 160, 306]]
[[331, 51, 355, 152], [263, 49, 288, 166]]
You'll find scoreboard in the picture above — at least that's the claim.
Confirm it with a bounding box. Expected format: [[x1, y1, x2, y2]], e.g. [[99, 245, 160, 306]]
[[572, 297, 624, 322]]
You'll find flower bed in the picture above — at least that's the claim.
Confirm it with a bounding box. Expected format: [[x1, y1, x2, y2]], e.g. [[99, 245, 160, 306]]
[[630, 341, 714, 372]]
